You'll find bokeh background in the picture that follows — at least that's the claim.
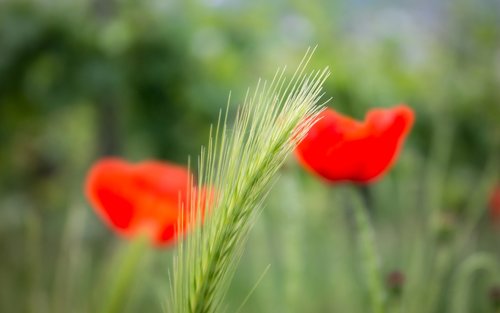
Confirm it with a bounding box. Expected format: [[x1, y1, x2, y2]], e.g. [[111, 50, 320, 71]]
[[1, 0, 499, 312]]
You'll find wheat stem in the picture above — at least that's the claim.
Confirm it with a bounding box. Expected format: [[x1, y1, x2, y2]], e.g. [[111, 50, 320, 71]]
[[170, 49, 329, 313]]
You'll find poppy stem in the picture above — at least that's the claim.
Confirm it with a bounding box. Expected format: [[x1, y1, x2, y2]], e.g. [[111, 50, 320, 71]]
[[356, 184, 374, 216], [98, 237, 149, 313], [350, 187, 386, 313]]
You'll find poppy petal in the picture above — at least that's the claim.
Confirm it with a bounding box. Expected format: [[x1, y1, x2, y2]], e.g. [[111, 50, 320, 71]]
[[295, 104, 415, 184], [86, 158, 137, 233], [85, 157, 199, 246]]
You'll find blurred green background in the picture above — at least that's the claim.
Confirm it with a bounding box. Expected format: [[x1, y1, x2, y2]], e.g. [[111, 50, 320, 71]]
[[1, 0, 499, 312]]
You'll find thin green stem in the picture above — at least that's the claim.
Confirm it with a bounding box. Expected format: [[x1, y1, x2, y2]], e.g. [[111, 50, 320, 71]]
[[423, 244, 454, 313], [26, 210, 45, 313], [387, 295, 403, 313], [357, 184, 374, 216], [351, 187, 386, 313], [280, 170, 305, 313], [98, 237, 148, 313]]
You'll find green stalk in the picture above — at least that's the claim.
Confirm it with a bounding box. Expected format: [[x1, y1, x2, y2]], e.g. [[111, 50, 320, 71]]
[[98, 237, 149, 313], [351, 187, 386, 313], [52, 205, 87, 313], [425, 245, 454, 313], [26, 210, 45, 313], [171, 49, 329, 313], [280, 170, 305, 313]]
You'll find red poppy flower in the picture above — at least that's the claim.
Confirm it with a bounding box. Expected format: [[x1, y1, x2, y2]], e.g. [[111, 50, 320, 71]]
[[489, 185, 500, 223], [85, 158, 206, 246], [295, 104, 415, 184]]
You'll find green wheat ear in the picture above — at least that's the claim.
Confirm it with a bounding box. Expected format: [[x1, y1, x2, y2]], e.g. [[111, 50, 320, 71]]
[[170, 49, 330, 313]]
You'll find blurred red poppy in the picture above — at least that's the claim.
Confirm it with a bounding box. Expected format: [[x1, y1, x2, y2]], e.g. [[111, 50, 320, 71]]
[[489, 185, 500, 223], [295, 105, 415, 184], [85, 158, 205, 246]]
